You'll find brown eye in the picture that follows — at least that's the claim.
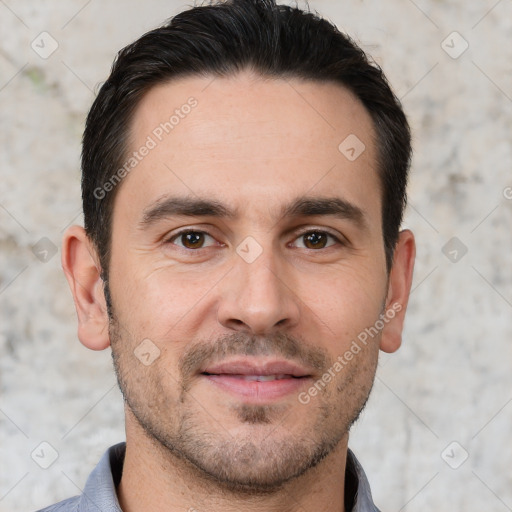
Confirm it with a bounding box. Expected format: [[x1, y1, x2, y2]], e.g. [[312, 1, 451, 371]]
[[181, 232, 204, 249], [169, 231, 215, 249], [303, 232, 327, 249], [293, 231, 339, 250]]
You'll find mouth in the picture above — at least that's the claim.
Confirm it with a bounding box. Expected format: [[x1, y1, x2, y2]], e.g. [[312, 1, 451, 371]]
[[203, 374, 300, 381], [200, 359, 313, 402]]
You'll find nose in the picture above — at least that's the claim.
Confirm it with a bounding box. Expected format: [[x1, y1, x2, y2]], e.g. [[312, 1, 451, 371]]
[[216, 244, 301, 335]]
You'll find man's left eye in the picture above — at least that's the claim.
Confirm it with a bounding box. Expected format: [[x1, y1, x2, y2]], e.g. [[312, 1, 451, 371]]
[[291, 231, 340, 250]]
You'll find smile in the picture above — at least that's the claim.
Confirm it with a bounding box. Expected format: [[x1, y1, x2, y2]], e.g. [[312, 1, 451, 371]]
[[231, 374, 296, 381], [199, 359, 313, 402]]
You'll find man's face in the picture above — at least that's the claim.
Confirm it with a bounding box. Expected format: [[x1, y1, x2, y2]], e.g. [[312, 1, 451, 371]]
[[107, 72, 389, 490]]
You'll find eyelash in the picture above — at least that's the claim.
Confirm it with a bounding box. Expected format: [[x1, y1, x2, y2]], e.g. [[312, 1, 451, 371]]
[[165, 228, 344, 251]]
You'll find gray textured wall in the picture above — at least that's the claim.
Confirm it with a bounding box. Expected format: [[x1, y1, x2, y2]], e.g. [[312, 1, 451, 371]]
[[1, 1, 511, 510]]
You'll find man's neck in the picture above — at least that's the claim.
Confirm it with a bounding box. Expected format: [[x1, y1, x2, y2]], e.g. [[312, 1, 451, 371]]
[[117, 420, 349, 512]]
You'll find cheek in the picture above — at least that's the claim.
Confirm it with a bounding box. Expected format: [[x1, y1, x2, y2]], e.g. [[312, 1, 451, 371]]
[[109, 259, 221, 344], [304, 266, 387, 342]]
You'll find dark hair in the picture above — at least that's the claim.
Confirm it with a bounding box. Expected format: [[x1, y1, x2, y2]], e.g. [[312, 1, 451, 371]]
[[82, 0, 411, 279]]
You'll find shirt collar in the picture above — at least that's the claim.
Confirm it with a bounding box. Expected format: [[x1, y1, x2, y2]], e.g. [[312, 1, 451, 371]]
[[345, 448, 381, 512], [77, 442, 380, 512]]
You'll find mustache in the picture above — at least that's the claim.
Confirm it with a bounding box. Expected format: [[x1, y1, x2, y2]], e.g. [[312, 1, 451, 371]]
[[179, 331, 330, 380]]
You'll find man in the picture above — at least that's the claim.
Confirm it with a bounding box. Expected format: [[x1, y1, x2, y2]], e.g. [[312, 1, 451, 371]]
[[39, 0, 415, 510]]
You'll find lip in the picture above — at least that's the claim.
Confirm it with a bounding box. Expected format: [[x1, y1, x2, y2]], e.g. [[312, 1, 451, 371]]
[[202, 359, 312, 378], [200, 358, 313, 402]]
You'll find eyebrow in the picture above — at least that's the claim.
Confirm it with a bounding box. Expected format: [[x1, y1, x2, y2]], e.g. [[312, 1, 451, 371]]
[[138, 194, 367, 230], [139, 196, 237, 228], [280, 196, 366, 229]]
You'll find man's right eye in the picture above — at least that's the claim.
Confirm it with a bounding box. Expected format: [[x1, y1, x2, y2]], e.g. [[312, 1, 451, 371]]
[[166, 230, 218, 250]]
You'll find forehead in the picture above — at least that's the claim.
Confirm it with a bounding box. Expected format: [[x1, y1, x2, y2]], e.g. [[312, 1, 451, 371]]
[[115, 71, 380, 225]]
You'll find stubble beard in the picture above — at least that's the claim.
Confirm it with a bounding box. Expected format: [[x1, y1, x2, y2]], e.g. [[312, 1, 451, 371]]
[[106, 282, 378, 494]]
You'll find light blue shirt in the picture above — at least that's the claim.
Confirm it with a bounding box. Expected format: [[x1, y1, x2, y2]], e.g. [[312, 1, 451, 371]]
[[36, 442, 381, 511]]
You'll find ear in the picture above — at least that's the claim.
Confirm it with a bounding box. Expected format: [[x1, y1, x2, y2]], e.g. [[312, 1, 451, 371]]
[[379, 229, 416, 353], [61, 225, 110, 350]]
